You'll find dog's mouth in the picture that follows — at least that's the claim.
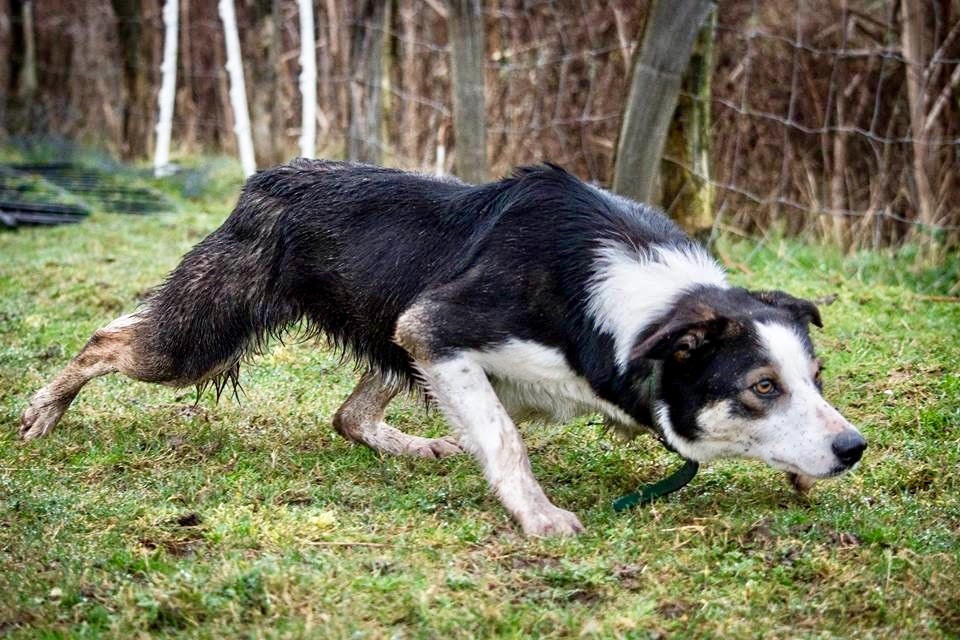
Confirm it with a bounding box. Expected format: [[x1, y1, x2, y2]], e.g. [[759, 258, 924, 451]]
[[770, 457, 855, 479]]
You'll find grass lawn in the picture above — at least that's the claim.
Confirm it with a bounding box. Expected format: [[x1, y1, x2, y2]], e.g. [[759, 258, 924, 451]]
[[1, 158, 958, 638]]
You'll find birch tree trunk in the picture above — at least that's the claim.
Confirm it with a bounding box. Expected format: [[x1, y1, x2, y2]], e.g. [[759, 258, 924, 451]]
[[298, 0, 317, 159], [219, 0, 257, 177], [154, 0, 178, 177]]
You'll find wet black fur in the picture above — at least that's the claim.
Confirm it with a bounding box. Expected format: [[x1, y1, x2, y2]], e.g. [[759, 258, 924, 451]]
[[135, 159, 818, 438]]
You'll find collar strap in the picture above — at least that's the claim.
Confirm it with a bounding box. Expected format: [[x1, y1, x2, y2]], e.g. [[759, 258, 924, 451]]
[[612, 458, 699, 512], [636, 361, 670, 444]]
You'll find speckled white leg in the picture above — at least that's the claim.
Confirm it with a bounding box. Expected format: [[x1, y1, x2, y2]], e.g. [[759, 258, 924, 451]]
[[19, 314, 144, 440], [415, 355, 584, 537]]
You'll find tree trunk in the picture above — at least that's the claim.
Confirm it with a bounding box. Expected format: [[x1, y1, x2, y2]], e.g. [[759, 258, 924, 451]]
[[900, 0, 936, 229], [7, 0, 38, 134], [154, 0, 178, 176], [398, 0, 418, 164], [17, 0, 37, 102], [176, 0, 198, 153], [446, 0, 487, 183], [660, 6, 715, 236], [298, 0, 317, 159], [269, 0, 284, 162], [347, 0, 389, 164], [219, 0, 257, 177], [611, 0, 713, 204], [0, 0, 10, 138], [324, 0, 346, 145], [111, 0, 155, 158], [249, 0, 283, 166]]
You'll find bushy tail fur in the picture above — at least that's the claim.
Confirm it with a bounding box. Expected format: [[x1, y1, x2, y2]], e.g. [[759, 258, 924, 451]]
[[136, 182, 300, 395]]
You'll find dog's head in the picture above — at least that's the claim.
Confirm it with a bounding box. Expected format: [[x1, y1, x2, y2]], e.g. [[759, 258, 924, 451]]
[[633, 287, 865, 483]]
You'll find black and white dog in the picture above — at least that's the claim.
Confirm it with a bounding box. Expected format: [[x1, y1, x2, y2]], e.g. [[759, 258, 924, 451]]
[[20, 160, 866, 536]]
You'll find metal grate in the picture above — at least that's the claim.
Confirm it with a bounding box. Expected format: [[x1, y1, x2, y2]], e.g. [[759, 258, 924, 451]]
[[0, 162, 176, 228]]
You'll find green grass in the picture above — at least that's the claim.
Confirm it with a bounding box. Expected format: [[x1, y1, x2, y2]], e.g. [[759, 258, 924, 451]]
[[1, 157, 958, 638]]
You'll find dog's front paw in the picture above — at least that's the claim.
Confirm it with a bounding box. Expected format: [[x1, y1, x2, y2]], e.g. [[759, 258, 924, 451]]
[[518, 504, 585, 537]]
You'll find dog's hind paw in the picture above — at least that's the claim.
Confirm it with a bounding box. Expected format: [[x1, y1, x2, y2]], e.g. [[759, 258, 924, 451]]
[[518, 504, 585, 537], [18, 394, 66, 440]]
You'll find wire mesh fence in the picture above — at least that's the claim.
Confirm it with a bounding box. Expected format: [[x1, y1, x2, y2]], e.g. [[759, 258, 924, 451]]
[[705, 0, 960, 248], [1, 0, 957, 248]]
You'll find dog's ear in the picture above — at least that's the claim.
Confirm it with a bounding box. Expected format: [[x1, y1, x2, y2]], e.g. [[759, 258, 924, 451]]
[[630, 305, 737, 363], [749, 290, 823, 328]]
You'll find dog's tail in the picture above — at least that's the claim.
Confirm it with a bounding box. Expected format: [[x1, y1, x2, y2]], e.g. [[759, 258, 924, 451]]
[[135, 174, 302, 396]]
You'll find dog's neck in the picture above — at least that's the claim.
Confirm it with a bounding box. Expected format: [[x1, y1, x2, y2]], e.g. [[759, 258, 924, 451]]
[[585, 241, 728, 371], [598, 358, 664, 440], [583, 240, 727, 443]]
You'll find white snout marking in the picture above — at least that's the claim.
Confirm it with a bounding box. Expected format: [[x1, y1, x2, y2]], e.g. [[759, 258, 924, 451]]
[[749, 322, 861, 477]]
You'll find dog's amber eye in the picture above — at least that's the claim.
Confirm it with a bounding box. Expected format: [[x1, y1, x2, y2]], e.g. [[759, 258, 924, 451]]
[[752, 379, 777, 396], [814, 369, 822, 385]]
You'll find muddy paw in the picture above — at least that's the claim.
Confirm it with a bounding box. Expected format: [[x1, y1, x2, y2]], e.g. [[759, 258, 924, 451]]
[[19, 405, 57, 440], [410, 436, 464, 459], [519, 504, 585, 537], [19, 392, 67, 440]]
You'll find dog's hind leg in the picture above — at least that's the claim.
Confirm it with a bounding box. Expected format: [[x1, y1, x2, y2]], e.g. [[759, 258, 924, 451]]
[[19, 312, 170, 440], [333, 370, 463, 459]]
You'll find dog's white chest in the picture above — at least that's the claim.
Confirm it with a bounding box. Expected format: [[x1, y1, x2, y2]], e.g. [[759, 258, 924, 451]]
[[467, 340, 636, 426]]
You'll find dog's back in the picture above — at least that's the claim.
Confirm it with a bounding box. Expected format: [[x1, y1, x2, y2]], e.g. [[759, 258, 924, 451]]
[[19, 159, 690, 427], [141, 159, 687, 387], [140, 160, 468, 385]]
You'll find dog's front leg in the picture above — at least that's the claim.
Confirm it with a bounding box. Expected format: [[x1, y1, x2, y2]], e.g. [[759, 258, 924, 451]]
[[417, 354, 584, 537]]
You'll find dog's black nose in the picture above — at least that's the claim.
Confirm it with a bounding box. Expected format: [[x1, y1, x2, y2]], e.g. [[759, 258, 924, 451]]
[[832, 431, 867, 466]]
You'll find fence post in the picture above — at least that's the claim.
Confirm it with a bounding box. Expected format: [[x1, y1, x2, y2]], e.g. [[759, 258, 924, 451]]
[[446, 0, 487, 183], [153, 0, 178, 177], [347, 0, 389, 164], [900, 0, 936, 232], [660, 6, 716, 236], [612, 0, 713, 205]]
